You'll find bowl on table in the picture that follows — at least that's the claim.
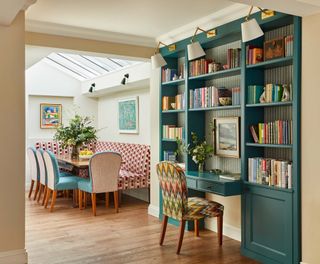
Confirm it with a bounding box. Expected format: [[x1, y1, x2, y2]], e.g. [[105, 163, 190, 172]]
[[78, 155, 93, 160], [219, 97, 232, 106]]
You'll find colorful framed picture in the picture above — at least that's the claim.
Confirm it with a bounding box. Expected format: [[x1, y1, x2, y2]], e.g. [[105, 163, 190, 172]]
[[118, 97, 139, 134], [40, 103, 62, 129], [214, 117, 240, 158]]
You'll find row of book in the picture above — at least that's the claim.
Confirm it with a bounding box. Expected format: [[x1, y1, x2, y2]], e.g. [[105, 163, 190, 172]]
[[163, 150, 176, 162], [247, 84, 292, 104], [284, 35, 294, 57], [162, 125, 185, 140], [227, 48, 241, 69], [189, 86, 240, 109], [250, 120, 293, 145], [246, 46, 263, 65], [162, 93, 185, 111], [189, 58, 212, 77], [161, 66, 184, 83], [248, 157, 292, 189]]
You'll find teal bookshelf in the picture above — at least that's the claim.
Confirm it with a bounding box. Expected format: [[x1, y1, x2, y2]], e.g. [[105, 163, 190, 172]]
[[159, 10, 301, 264]]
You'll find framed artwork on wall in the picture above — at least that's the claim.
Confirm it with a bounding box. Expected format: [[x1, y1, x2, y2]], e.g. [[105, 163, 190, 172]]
[[118, 97, 139, 134], [214, 117, 240, 158], [40, 103, 62, 129]]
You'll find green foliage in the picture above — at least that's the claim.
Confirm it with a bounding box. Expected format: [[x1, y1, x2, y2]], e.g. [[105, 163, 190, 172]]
[[54, 115, 97, 149]]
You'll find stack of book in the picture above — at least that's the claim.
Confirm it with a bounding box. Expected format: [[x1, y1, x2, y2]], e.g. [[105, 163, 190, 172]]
[[232, 87, 240, 105], [246, 46, 263, 65], [247, 85, 265, 104], [162, 96, 175, 111], [227, 48, 241, 68], [163, 150, 176, 162], [248, 157, 292, 189], [162, 93, 185, 110], [248, 84, 292, 104], [161, 68, 177, 83], [284, 35, 294, 57], [189, 86, 218, 109], [250, 120, 293, 144], [162, 125, 184, 140], [175, 93, 185, 110], [189, 58, 212, 77]]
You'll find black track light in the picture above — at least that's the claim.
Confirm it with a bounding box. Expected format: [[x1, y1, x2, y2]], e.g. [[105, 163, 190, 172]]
[[121, 73, 129, 85], [89, 83, 95, 93]]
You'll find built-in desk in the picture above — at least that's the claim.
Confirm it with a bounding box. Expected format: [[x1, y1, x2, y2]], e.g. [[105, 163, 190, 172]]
[[185, 171, 242, 196]]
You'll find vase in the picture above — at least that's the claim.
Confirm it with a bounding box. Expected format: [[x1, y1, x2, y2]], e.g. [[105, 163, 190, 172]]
[[71, 145, 79, 160], [198, 163, 204, 172]]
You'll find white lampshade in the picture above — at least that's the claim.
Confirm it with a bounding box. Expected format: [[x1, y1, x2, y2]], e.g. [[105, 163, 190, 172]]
[[187, 41, 206, 61], [151, 53, 167, 69], [241, 18, 264, 42]]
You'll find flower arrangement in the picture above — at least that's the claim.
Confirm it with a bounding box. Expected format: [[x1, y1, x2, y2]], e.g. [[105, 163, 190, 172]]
[[176, 132, 214, 172]]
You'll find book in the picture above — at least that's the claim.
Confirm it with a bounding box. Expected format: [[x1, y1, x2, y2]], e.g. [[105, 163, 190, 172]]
[[250, 125, 259, 143]]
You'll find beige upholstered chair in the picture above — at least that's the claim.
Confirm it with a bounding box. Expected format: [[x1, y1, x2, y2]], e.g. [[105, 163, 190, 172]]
[[27, 147, 40, 200], [78, 152, 122, 216], [36, 149, 47, 205]]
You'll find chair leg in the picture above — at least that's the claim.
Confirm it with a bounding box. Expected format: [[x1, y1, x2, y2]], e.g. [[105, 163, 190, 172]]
[[91, 193, 96, 216], [42, 186, 47, 206], [194, 219, 200, 237], [37, 184, 43, 203], [50, 190, 57, 212], [105, 192, 109, 208], [159, 215, 168, 245], [34, 181, 40, 200], [28, 180, 35, 198], [83, 192, 87, 209], [217, 213, 223, 246], [118, 190, 122, 207], [176, 220, 186, 254], [79, 190, 83, 210], [44, 188, 52, 208], [114, 191, 119, 213]]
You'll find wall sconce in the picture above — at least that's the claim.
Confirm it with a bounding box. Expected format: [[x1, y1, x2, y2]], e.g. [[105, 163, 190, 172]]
[[121, 73, 129, 85], [151, 42, 168, 69], [241, 6, 270, 42], [187, 27, 208, 61], [89, 83, 95, 93]]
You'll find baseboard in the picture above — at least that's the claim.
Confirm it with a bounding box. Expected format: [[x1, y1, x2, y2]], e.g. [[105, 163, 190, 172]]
[[0, 249, 28, 264], [205, 218, 241, 242], [148, 204, 159, 218]]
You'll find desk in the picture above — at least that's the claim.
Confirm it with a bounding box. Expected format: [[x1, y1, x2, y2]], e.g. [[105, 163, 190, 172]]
[[185, 171, 242, 196]]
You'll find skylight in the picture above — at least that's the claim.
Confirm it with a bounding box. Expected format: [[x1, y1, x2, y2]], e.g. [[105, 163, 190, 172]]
[[43, 53, 141, 81]]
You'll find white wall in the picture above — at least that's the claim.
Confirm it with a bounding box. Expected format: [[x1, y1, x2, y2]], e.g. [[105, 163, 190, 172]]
[[97, 87, 150, 145]]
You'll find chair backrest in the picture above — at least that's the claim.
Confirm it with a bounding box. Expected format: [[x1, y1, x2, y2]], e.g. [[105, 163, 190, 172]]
[[89, 152, 122, 193], [156, 162, 188, 221], [36, 149, 47, 185], [27, 147, 39, 181], [43, 150, 60, 190]]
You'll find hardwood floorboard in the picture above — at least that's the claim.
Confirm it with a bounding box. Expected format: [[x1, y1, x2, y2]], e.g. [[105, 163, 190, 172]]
[[26, 194, 258, 264]]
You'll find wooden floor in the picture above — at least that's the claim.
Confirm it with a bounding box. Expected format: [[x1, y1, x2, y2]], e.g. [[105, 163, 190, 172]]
[[26, 194, 258, 264]]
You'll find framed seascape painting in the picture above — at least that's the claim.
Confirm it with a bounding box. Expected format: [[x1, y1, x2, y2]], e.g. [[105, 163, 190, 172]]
[[118, 97, 139, 134], [214, 117, 240, 158], [40, 103, 62, 129]]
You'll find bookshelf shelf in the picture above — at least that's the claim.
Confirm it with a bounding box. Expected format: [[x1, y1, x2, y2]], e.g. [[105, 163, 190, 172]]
[[161, 79, 185, 86], [189, 105, 240, 112], [246, 143, 293, 148], [162, 109, 185, 113], [161, 138, 177, 142], [188, 67, 241, 81], [244, 181, 294, 193], [246, 101, 292, 108], [246, 56, 293, 69]]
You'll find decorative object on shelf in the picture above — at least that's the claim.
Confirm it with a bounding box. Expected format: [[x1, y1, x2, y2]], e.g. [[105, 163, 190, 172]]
[[54, 115, 97, 159], [241, 6, 273, 42], [264, 37, 284, 61], [89, 83, 95, 93], [214, 117, 240, 158], [187, 27, 207, 60], [151, 42, 176, 69], [121, 73, 129, 85], [118, 96, 139, 134], [40, 103, 62, 129], [170, 103, 176, 110], [218, 97, 232, 106]]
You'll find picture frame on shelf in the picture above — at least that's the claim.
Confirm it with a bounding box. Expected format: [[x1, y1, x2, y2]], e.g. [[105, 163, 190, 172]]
[[264, 37, 284, 61], [40, 103, 62, 129], [214, 117, 240, 158], [118, 96, 139, 134]]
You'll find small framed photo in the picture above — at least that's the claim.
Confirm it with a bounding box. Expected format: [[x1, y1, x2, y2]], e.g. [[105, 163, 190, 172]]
[[214, 117, 240, 158], [118, 97, 139, 134], [40, 103, 62, 129]]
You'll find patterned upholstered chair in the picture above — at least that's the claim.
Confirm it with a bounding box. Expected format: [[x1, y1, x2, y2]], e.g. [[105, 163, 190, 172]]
[[78, 152, 122, 216], [42, 150, 82, 212], [27, 147, 40, 200], [157, 161, 224, 254]]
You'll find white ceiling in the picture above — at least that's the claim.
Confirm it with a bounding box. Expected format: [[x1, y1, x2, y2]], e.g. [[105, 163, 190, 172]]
[[26, 0, 234, 39]]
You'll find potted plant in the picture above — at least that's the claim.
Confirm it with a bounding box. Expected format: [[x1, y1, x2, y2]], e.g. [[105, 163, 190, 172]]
[[54, 115, 97, 159]]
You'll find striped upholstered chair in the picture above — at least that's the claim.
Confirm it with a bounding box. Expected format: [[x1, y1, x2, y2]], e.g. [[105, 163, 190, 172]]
[[157, 161, 224, 254], [78, 152, 122, 216], [27, 147, 40, 200]]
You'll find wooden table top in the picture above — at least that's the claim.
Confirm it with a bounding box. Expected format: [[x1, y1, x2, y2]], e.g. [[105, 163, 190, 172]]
[[57, 156, 89, 168]]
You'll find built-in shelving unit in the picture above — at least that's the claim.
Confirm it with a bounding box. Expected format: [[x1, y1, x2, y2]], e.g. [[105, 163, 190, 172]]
[[159, 10, 301, 264]]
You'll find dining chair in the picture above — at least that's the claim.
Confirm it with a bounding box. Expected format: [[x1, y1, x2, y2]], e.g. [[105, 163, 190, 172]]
[[78, 152, 122, 216], [36, 149, 48, 205], [156, 161, 224, 254], [42, 150, 81, 212], [27, 147, 40, 200]]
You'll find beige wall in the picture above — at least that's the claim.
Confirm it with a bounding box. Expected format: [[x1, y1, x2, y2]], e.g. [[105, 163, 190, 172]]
[[301, 13, 320, 264], [0, 11, 25, 252]]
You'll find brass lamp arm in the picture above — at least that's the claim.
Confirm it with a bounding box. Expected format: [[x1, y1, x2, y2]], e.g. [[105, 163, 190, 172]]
[[245, 6, 269, 21]]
